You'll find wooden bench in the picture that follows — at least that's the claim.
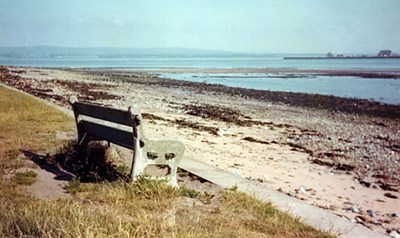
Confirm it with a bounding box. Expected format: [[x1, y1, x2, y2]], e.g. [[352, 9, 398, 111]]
[[69, 96, 185, 187]]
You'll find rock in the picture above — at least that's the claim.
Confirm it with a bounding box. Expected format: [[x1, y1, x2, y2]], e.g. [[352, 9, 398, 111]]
[[384, 193, 399, 199], [366, 209, 377, 217], [350, 206, 361, 213], [343, 201, 355, 206], [355, 215, 371, 223], [371, 184, 380, 189], [216, 128, 228, 136], [391, 212, 400, 218], [360, 179, 372, 187], [286, 192, 295, 197], [389, 230, 400, 238], [263, 174, 270, 181], [298, 186, 308, 195]]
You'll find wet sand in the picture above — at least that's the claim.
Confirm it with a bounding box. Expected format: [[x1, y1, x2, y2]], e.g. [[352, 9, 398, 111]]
[[1, 66, 399, 235]]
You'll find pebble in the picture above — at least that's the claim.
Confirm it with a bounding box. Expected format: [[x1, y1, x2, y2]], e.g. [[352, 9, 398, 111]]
[[366, 209, 377, 217], [343, 201, 355, 206], [384, 193, 399, 199], [350, 206, 361, 213], [371, 184, 380, 189], [298, 186, 308, 195], [355, 215, 371, 223], [391, 212, 400, 218], [216, 128, 228, 136]]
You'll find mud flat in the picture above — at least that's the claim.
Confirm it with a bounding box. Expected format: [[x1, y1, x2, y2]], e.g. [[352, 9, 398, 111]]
[[1, 65, 400, 235]]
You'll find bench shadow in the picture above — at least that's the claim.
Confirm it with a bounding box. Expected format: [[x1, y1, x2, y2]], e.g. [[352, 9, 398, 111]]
[[24, 140, 129, 183], [22, 150, 75, 181]]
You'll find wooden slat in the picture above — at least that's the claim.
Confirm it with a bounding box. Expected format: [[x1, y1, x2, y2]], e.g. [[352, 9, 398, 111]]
[[80, 121, 134, 149], [73, 102, 132, 126]]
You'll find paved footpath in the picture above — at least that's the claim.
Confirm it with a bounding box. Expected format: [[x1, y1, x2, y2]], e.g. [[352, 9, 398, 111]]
[[180, 158, 387, 238]]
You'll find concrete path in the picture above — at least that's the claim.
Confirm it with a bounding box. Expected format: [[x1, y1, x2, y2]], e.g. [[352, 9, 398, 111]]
[[180, 158, 387, 238]]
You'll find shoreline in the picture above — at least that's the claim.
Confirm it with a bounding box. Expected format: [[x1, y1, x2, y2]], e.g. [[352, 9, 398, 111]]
[[82, 68, 400, 119], [78, 67, 400, 78], [4, 65, 400, 77], [1, 65, 400, 235]]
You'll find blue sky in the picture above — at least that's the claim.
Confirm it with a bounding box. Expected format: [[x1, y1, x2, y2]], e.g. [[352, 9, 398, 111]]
[[1, 0, 399, 53]]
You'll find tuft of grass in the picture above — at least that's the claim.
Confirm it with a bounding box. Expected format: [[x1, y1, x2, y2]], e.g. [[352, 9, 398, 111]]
[[179, 187, 215, 204], [13, 170, 38, 186], [63, 178, 82, 195], [225, 184, 239, 192], [115, 164, 130, 175]]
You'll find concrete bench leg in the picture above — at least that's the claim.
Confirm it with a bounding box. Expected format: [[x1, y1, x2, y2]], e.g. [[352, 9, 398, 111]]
[[131, 140, 185, 187]]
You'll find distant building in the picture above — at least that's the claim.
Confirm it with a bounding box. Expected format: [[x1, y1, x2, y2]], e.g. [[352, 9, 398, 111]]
[[378, 50, 392, 57], [326, 52, 334, 58]]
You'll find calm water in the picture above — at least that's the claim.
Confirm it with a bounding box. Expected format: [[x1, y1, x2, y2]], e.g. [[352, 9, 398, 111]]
[[1, 57, 399, 104], [1, 57, 400, 70], [160, 72, 400, 105]]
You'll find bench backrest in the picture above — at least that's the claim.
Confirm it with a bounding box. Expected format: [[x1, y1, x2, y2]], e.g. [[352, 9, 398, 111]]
[[69, 96, 140, 150], [72, 100, 132, 126]]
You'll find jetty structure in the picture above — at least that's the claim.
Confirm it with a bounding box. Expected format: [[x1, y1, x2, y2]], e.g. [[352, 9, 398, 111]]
[[284, 50, 400, 59]]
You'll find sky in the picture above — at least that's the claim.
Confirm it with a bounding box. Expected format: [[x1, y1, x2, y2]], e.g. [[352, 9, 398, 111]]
[[0, 0, 399, 54]]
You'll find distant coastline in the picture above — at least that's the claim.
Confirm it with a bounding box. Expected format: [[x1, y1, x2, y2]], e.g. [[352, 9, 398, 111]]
[[284, 50, 400, 60], [284, 56, 400, 60]]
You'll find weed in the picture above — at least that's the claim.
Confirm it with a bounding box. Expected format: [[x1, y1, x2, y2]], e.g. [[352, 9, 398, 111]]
[[225, 184, 239, 192], [130, 176, 178, 200], [64, 178, 81, 194], [5, 150, 19, 160], [179, 186, 201, 198], [179, 187, 215, 204], [13, 170, 37, 186], [115, 164, 130, 175]]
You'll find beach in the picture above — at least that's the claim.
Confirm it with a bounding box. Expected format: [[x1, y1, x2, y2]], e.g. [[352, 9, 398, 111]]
[[1, 65, 399, 234]]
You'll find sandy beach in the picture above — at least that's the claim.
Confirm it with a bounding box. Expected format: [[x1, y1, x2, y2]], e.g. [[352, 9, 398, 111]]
[[1, 65, 399, 235]]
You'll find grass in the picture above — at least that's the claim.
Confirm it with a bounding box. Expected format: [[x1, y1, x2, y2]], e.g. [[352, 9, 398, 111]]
[[0, 84, 336, 237], [0, 178, 336, 237], [0, 86, 72, 157], [0, 84, 73, 201], [13, 170, 38, 186]]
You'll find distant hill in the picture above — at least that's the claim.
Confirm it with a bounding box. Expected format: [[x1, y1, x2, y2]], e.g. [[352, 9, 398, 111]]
[[0, 46, 261, 58]]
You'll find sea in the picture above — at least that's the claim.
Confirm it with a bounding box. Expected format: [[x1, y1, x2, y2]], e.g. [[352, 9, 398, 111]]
[[1, 57, 399, 105]]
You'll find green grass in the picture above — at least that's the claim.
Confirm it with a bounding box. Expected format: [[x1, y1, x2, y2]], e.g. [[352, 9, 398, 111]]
[[0, 83, 336, 237], [13, 170, 38, 186], [0, 86, 73, 157]]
